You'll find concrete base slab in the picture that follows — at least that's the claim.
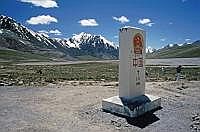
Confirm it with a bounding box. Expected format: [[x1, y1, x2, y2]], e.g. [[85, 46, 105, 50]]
[[102, 94, 161, 118]]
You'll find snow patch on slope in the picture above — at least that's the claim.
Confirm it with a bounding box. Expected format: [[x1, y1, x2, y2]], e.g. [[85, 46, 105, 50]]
[[99, 35, 116, 48]]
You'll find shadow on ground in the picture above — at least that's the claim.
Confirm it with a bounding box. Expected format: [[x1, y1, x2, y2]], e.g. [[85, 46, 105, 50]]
[[104, 107, 162, 129], [126, 112, 160, 128]]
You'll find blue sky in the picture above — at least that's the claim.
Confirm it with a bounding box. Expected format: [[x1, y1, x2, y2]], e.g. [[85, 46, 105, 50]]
[[0, 0, 200, 49]]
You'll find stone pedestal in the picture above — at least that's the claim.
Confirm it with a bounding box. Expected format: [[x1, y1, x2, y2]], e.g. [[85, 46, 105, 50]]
[[102, 27, 161, 117], [102, 94, 161, 118]]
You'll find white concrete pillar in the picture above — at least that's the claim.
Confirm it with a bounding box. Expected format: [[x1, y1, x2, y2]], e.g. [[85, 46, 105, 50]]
[[119, 27, 146, 97]]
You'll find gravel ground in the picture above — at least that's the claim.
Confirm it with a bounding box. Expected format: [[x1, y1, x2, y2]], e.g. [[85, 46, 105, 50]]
[[0, 81, 199, 132]]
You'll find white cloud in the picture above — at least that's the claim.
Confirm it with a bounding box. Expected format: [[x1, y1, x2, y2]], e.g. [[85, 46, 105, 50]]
[[160, 38, 166, 42], [20, 0, 58, 8], [112, 16, 130, 24], [138, 18, 154, 27], [27, 15, 58, 25], [169, 22, 173, 25], [78, 19, 99, 26], [138, 18, 151, 24], [185, 38, 191, 41], [146, 22, 155, 27], [38, 30, 49, 34], [49, 29, 61, 35], [38, 29, 62, 35]]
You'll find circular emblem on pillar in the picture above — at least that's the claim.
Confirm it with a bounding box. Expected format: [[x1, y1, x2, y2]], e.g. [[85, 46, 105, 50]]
[[133, 33, 143, 54]]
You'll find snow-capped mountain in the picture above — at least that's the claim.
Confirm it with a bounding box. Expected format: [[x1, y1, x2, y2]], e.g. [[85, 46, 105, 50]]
[[53, 32, 117, 49], [146, 46, 156, 53], [52, 32, 118, 59], [0, 15, 58, 50], [0, 15, 118, 60]]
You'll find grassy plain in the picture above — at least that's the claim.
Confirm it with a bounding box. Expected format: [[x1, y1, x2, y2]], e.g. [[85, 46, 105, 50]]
[[0, 62, 199, 86]]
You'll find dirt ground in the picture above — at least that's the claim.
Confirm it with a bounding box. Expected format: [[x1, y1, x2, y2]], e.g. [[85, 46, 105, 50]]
[[0, 81, 199, 132]]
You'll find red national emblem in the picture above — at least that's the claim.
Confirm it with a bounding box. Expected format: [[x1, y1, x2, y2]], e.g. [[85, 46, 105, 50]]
[[133, 33, 143, 54]]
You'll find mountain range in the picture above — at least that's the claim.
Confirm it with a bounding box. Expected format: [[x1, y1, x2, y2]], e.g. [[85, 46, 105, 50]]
[[146, 41, 200, 59], [0, 15, 118, 61], [0, 15, 200, 61]]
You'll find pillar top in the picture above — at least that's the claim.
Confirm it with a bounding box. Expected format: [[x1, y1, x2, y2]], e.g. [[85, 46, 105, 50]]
[[119, 26, 144, 32]]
